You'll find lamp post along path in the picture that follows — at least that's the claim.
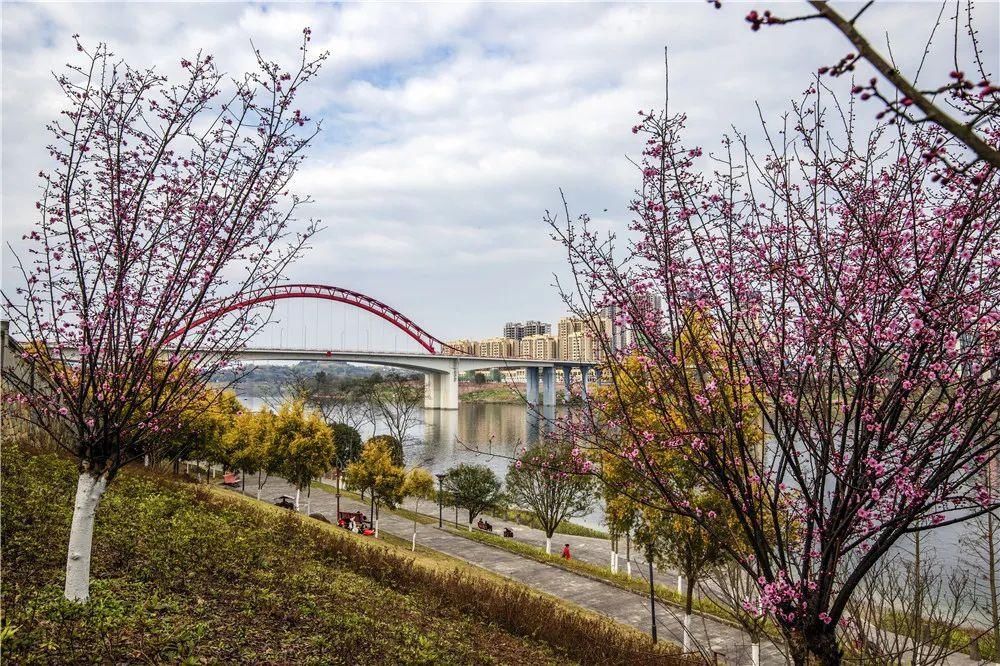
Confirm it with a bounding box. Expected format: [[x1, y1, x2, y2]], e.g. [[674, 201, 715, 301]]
[[436, 473, 446, 529]]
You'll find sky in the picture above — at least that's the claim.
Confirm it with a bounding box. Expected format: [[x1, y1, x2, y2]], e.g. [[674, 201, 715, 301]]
[[3, 1, 997, 347]]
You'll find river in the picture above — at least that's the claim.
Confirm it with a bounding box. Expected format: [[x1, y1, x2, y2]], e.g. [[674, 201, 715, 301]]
[[237, 395, 607, 529]]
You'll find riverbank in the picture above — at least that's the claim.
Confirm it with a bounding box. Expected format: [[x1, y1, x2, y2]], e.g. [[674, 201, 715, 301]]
[[460, 381, 580, 406], [2, 441, 687, 665]]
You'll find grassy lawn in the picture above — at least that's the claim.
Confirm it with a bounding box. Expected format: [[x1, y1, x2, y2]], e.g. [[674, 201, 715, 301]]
[[492, 506, 609, 540], [3, 440, 691, 665], [459, 385, 524, 403]]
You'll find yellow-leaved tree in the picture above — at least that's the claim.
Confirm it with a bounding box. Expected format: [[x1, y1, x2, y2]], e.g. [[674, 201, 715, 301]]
[[271, 400, 335, 511], [344, 437, 406, 537]]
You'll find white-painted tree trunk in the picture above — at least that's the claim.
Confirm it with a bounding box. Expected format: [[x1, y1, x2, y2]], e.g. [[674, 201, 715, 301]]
[[294, 487, 300, 511], [184, 461, 189, 474], [682, 613, 692, 652], [677, 574, 684, 595], [468, 520, 473, 532], [751, 642, 760, 666], [375, 518, 379, 538], [626, 560, 632, 577], [610, 549, 617, 573], [143, 453, 150, 467], [545, 537, 552, 555], [411, 529, 417, 551], [64, 471, 108, 603]]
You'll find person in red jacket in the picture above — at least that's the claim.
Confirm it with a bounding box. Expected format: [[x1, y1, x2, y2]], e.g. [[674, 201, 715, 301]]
[[561, 544, 571, 560]]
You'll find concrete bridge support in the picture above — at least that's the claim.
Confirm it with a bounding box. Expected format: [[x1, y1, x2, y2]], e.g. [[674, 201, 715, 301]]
[[423, 359, 459, 410], [526, 366, 556, 406], [526, 367, 540, 405], [542, 366, 556, 407], [581, 366, 590, 402]]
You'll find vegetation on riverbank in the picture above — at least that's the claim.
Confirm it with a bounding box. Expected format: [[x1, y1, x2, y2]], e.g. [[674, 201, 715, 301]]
[[2, 440, 691, 665]]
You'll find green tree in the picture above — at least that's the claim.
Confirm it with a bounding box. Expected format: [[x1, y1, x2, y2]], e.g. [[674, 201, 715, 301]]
[[331, 423, 363, 467], [444, 464, 504, 531], [271, 400, 335, 511], [507, 440, 594, 554], [367, 434, 403, 468], [226, 407, 280, 499], [157, 387, 240, 479], [344, 438, 406, 537], [402, 468, 436, 551], [635, 500, 730, 653]]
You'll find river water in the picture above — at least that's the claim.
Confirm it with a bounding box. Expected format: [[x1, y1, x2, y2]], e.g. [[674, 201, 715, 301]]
[[237, 395, 607, 529]]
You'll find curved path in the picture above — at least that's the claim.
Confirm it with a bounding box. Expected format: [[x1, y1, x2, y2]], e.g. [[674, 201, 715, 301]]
[[241, 477, 784, 665]]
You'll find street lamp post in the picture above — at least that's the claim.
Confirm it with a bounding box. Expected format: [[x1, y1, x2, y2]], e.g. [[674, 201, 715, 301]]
[[435, 473, 446, 528], [334, 466, 341, 520]]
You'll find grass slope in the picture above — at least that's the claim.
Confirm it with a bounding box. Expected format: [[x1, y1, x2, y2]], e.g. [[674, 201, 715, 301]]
[[2, 442, 688, 665]]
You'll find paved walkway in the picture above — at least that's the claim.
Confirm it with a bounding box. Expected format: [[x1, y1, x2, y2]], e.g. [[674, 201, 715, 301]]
[[220, 474, 989, 666], [241, 477, 784, 665]]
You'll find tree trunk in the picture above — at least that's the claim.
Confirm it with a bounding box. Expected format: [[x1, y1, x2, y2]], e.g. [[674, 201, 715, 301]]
[[787, 627, 842, 666], [294, 486, 300, 511], [912, 533, 923, 665], [256, 470, 262, 500], [611, 548, 618, 573], [626, 533, 632, 577], [64, 471, 109, 602], [374, 503, 380, 538], [683, 574, 695, 652], [751, 640, 760, 666], [545, 537, 552, 555]]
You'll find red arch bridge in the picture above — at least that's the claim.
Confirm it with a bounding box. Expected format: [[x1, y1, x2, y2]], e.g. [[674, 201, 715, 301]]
[[171, 284, 595, 410]]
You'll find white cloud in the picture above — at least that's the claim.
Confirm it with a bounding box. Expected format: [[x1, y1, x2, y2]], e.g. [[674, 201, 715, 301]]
[[3, 1, 997, 340]]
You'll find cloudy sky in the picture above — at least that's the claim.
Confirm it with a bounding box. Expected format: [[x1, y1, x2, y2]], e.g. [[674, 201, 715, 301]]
[[3, 2, 997, 346]]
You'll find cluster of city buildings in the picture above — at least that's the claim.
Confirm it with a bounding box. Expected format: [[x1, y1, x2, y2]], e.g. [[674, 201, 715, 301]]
[[444, 315, 611, 363]]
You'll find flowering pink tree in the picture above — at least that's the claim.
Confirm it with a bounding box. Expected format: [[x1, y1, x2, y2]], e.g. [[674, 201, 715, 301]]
[[2, 32, 325, 602], [551, 88, 999, 663]]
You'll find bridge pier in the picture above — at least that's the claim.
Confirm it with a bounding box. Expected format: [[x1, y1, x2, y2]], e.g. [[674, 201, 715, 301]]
[[542, 367, 556, 407], [525, 367, 539, 405], [424, 363, 459, 410]]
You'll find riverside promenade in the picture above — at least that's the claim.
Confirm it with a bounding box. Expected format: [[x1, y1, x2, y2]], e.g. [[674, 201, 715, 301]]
[[242, 477, 784, 665]]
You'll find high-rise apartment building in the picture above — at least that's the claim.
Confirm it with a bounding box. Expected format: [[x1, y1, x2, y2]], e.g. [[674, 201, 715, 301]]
[[519, 334, 558, 360], [443, 339, 478, 356], [478, 337, 516, 358], [601, 293, 663, 352], [503, 320, 551, 341], [558, 315, 611, 362]]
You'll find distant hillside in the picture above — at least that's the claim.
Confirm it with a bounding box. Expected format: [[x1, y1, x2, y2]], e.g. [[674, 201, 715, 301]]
[[213, 361, 379, 396]]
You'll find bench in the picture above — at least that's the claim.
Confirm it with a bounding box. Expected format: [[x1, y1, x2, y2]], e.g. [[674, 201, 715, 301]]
[[222, 472, 241, 487]]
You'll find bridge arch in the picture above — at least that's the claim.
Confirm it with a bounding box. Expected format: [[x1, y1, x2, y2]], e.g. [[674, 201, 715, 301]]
[[166, 284, 448, 354]]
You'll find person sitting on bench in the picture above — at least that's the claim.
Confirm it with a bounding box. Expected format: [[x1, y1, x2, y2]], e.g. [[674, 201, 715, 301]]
[[503, 527, 514, 538]]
